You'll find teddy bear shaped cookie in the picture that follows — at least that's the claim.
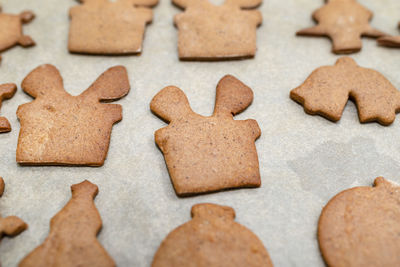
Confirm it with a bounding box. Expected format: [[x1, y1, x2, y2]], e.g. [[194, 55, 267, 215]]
[[0, 6, 35, 62], [0, 83, 16, 133], [151, 75, 261, 196], [69, 0, 157, 55], [378, 22, 400, 48]]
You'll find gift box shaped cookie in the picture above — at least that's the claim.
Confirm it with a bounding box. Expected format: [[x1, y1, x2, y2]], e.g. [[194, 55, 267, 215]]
[[151, 75, 261, 196], [16, 64, 130, 166], [68, 0, 158, 55], [173, 0, 262, 60]]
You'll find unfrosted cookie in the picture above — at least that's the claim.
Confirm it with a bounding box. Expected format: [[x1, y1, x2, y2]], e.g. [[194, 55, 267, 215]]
[[19, 180, 115, 267], [152, 203, 273, 267], [378, 22, 400, 48], [16, 64, 130, 166], [319, 177, 400, 267], [69, 0, 157, 55], [0, 83, 16, 132], [290, 57, 400, 126], [173, 0, 262, 60], [297, 0, 385, 54], [151, 75, 261, 196], [0, 6, 35, 62]]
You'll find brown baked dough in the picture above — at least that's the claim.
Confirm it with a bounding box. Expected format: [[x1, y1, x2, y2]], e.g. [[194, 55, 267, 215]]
[[19, 180, 115, 267], [0, 83, 16, 132], [173, 0, 262, 60], [151, 75, 261, 196], [0, 6, 35, 62], [378, 22, 400, 48], [16, 64, 130, 166], [152, 203, 273, 267], [68, 0, 157, 55], [290, 57, 400, 126], [319, 177, 400, 267], [297, 0, 385, 54]]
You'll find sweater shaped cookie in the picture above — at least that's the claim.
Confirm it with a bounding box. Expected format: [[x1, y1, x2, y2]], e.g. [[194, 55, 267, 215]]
[[16, 64, 130, 166], [19, 180, 115, 267], [0, 83, 17, 133], [173, 0, 262, 60], [152, 203, 273, 267], [319, 177, 400, 267], [151, 75, 261, 196], [68, 0, 157, 55], [297, 0, 385, 54], [378, 22, 400, 48], [290, 57, 400, 126], [0, 6, 35, 62]]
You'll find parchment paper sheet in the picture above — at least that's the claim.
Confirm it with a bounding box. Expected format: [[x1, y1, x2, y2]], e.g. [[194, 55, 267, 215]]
[[0, 0, 400, 266]]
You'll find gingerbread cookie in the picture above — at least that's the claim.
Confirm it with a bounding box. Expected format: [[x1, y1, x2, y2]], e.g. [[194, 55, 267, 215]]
[[152, 203, 273, 267], [290, 57, 400, 126], [151, 75, 261, 196], [173, 0, 262, 60], [297, 0, 385, 54], [16, 64, 130, 166], [0, 177, 28, 263], [0, 6, 35, 62], [69, 0, 157, 55], [0, 83, 16, 132], [378, 22, 400, 48], [20, 180, 115, 267], [319, 177, 400, 267]]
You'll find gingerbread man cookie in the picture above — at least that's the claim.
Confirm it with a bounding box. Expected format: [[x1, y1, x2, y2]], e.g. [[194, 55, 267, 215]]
[[378, 22, 400, 48], [0, 6, 35, 62], [173, 0, 262, 60], [20, 180, 115, 267], [297, 0, 385, 54], [290, 57, 400, 126], [151, 75, 261, 196], [319, 177, 400, 267], [69, 0, 157, 55], [16, 64, 130, 166], [0, 83, 16, 133], [152, 203, 273, 267]]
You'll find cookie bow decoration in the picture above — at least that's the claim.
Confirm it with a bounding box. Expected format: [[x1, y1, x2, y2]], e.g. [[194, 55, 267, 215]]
[[0, 83, 17, 133], [173, 0, 262, 60], [16, 64, 130, 166], [0, 177, 28, 265], [152, 203, 273, 267], [19, 180, 115, 267], [297, 0, 385, 54], [290, 57, 400, 126], [0, 6, 35, 62], [151, 75, 261, 196], [319, 177, 400, 267], [378, 22, 400, 48], [69, 0, 157, 55]]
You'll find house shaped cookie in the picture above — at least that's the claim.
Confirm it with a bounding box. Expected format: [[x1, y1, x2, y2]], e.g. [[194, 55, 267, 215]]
[[68, 0, 158, 55], [151, 75, 261, 196], [297, 0, 385, 54], [20, 180, 115, 267], [152, 203, 273, 267], [0, 83, 17, 133], [16, 64, 130, 166], [173, 0, 262, 60], [290, 57, 400, 126], [0, 6, 35, 62]]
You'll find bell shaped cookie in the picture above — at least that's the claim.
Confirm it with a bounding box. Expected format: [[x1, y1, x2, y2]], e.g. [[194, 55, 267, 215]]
[[0, 6, 35, 62], [19, 180, 115, 267], [152, 203, 273, 267], [0, 83, 17, 133], [0, 177, 28, 266], [319, 177, 400, 267], [16, 64, 130, 166], [378, 22, 400, 48], [68, 0, 157, 55], [297, 0, 385, 54], [173, 0, 262, 60], [290, 57, 400, 126], [151, 75, 261, 196]]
